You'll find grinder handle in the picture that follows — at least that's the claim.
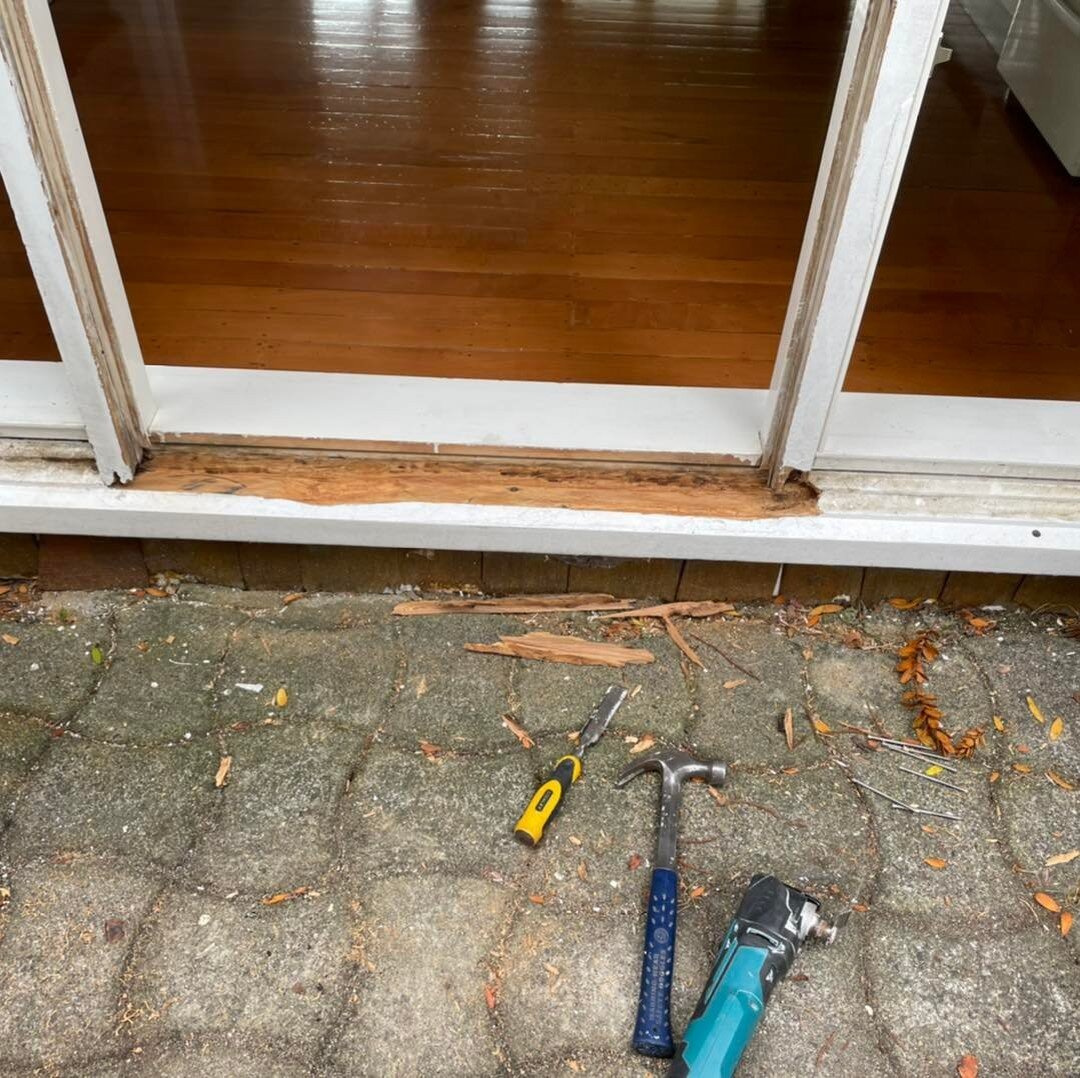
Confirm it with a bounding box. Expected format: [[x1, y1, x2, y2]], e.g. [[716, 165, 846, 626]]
[[634, 866, 679, 1057], [514, 755, 581, 846]]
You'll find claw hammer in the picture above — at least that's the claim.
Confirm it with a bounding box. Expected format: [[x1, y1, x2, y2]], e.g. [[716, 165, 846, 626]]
[[616, 748, 727, 1058]]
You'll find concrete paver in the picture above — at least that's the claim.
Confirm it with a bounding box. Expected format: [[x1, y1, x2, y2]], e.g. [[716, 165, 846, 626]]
[[0, 586, 1077, 1076]]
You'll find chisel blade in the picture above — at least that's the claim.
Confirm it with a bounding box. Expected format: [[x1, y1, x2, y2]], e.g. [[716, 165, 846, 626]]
[[577, 685, 628, 750]]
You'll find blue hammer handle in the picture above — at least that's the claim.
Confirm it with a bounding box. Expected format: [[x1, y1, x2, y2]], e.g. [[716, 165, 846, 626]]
[[633, 866, 679, 1056]]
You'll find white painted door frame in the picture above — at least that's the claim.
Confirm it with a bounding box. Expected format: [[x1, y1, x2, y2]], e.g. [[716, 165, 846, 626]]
[[2, 0, 1079, 520], [0, 0, 152, 482]]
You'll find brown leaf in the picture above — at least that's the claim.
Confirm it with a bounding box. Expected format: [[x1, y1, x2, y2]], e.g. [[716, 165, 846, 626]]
[[630, 733, 656, 755], [888, 597, 923, 610], [707, 786, 729, 808], [783, 707, 795, 751], [988, 771, 1000, 783], [722, 678, 747, 690], [662, 615, 702, 668], [960, 610, 995, 636], [924, 857, 948, 870], [262, 886, 309, 906], [628, 854, 642, 871], [1012, 763, 1032, 774], [689, 885, 706, 900], [1046, 850, 1079, 867], [566, 1061, 584, 1074], [1034, 892, 1062, 913], [145, 586, 169, 598], [576, 861, 588, 881], [1047, 770, 1075, 790], [465, 632, 655, 668], [501, 715, 535, 749], [104, 919, 126, 944], [1, 633, 18, 646], [1026, 696, 1045, 724], [952, 727, 985, 759], [274, 687, 288, 708], [568, 835, 583, 846], [806, 603, 844, 627], [781, 766, 799, 775], [1049, 716, 1064, 741], [418, 740, 441, 760], [395, 594, 634, 616], [282, 592, 305, 604], [1061, 911, 1074, 937], [214, 755, 233, 788], [957, 1054, 979, 1078], [484, 983, 497, 1011], [992, 715, 1005, 733], [528, 893, 546, 905], [812, 718, 832, 735]]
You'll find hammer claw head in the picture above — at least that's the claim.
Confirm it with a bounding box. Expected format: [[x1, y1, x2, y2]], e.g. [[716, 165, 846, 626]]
[[616, 748, 727, 789]]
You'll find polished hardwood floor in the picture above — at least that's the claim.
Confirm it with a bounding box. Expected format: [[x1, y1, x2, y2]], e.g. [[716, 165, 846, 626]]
[[2, 0, 1077, 400]]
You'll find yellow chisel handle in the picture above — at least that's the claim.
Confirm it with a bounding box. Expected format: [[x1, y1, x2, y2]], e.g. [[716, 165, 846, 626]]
[[514, 755, 582, 846]]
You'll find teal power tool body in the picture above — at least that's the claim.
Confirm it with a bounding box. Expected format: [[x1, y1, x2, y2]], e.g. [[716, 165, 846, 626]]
[[670, 874, 842, 1077]]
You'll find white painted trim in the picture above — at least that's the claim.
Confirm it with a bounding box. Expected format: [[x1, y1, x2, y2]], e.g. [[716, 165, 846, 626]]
[[764, 0, 952, 483], [0, 361, 84, 438], [820, 394, 1080, 479], [147, 366, 765, 463], [0, 0, 153, 482], [1, 459, 1078, 575]]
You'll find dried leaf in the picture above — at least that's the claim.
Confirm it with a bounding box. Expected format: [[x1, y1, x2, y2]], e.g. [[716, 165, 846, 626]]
[[501, 715, 535, 749], [418, 740, 441, 760], [484, 983, 497, 1011], [1049, 717, 1064, 741], [275, 687, 288, 708], [568, 835, 582, 846], [707, 786, 729, 807], [992, 715, 1005, 733], [1034, 892, 1062, 913], [783, 707, 795, 751], [952, 727, 985, 759], [988, 771, 1000, 783], [1047, 770, 1075, 790], [924, 857, 948, 870], [262, 886, 309, 906], [806, 603, 844, 627], [1, 633, 18, 646], [214, 755, 232, 788], [960, 610, 995, 636], [1045, 850, 1079, 867], [957, 1055, 979, 1078], [528, 893, 546, 905], [396, 594, 634, 616], [465, 632, 654, 668], [812, 718, 832, 735], [722, 678, 747, 690], [1012, 763, 1032, 774], [576, 861, 588, 881], [282, 592, 305, 604], [888, 597, 923, 610], [567, 1061, 584, 1074], [662, 615, 702, 668], [145, 586, 169, 598], [90, 644, 104, 665], [630, 733, 656, 755], [1027, 696, 1045, 724], [628, 854, 642, 871], [1062, 911, 1074, 937], [104, 918, 126, 944], [689, 885, 706, 900]]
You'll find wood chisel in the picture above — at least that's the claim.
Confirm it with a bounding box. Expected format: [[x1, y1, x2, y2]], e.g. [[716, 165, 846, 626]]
[[513, 684, 627, 846]]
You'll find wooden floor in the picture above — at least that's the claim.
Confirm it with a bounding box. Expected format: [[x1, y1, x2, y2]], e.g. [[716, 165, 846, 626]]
[[2, 0, 1078, 400], [846, 3, 1080, 399]]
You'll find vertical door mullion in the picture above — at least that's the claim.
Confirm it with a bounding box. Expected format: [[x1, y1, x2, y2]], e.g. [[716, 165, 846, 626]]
[[0, 0, 152, 483], [762, 0, 950, 488]]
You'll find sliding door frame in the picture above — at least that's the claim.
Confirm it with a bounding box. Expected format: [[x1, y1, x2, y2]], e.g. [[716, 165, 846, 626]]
[[2, 0, 1079, 569]]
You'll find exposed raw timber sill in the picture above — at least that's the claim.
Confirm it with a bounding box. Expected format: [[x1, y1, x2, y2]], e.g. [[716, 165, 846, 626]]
[[0, 449, 1077, 575]]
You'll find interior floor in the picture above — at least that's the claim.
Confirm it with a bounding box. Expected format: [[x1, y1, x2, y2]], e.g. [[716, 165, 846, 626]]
[[2, 0, 1077, 400], [845, 2, 1080, 400]]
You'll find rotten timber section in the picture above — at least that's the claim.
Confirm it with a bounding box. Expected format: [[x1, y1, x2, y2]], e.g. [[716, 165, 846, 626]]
[[0, 450, 1077, 575], [764, 0, 952, 487], [0, 0, 152, 482]]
